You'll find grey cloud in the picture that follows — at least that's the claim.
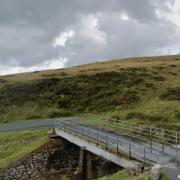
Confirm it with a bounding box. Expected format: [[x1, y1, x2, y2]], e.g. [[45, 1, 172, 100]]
[[65, 14, 180, 66], [0, 0, 179, 74]]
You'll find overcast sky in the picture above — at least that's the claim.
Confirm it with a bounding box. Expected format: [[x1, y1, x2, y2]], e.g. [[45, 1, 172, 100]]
[[0, 0, 180, 75]]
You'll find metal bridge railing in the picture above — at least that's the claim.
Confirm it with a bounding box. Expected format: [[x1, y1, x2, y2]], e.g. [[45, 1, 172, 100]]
[[55, 120, 147, 163], [79, 114, 180, 156]]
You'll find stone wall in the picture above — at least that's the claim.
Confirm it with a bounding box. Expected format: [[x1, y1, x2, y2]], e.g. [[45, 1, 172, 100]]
[[0, 137, 121, 180], [0, 138, 80, 180]]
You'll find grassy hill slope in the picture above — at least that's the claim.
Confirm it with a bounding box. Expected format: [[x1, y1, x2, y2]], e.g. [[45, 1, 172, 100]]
[[0, 55, 180, 129]]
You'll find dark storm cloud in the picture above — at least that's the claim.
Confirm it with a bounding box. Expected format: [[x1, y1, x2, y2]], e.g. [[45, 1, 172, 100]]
[[0, 0, 179, 74]]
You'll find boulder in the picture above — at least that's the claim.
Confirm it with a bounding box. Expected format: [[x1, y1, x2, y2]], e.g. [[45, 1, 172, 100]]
[[126, 164, 143, 176], [149, 164, 162, 180]]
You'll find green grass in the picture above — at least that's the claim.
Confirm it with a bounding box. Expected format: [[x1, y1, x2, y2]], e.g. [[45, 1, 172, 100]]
[[0, 129, 49, 169], [97, 171, 169, 180], [161, 174, 170, 180], [0, 55, 180, 128], [97, 171, 149, 180], [60, 176, 70, 180]]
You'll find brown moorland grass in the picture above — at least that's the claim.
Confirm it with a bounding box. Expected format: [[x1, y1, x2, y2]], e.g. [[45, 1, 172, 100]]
[[0, 55, 179, 129]]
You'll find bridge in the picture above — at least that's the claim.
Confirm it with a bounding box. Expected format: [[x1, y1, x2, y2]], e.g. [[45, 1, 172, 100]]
[[0, 115, 179, 179]]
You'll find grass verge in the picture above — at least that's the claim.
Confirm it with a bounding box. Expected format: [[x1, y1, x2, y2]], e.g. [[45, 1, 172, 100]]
[[0, 128, 49, 169], [97, 170, 149, 180]]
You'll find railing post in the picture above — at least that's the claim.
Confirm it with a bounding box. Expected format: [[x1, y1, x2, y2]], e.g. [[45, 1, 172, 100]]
[[72, 124, 74, 134], [143, 147, 146, 164], [73, 124, 76, 135], [162, 129, 164, 153], [89, 127, 91, 139], [80, 126, 82, 138], [54, 119, 56, 129], [114, 119, 115, 131], [129, 124, 132, 141], [88, 126, 90, 141], [150, 127, 152, 153], [129, 141, 131, 160], [106, 118, 108, 130], [176, 131, 178, 158], [116, 137, 118, 155], [105, 132, 107, 150], [139, 124, 142, 145], [96, 129, 98, 145], [71, 123, 73, 132]]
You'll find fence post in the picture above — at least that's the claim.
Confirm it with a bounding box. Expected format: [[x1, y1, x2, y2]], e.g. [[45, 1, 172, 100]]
[[129, 141, 131, 160], [114, 119, 116, 131], [143, 147, 146, 164], [105, 132, 107, 150], [116, 138, 118, 155], [54, 119, 56, 129], [162, 129, 164, 153], [139, 124, 142, 145], [88, 127, 90, 141], [80, 126, 82, 138], [176, 131, 178, 158], [129, 124, 132, 141], [106, 118, 108, 130], [150, 127, 152, 153], [97, 129, 98, 145]]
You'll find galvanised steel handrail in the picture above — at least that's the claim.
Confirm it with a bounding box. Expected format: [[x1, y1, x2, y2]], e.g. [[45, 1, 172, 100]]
[[55, 120, 147, 163], [80, 114, 180, 156]]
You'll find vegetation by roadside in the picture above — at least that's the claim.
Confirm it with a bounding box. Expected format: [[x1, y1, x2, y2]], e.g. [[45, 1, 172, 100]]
[[97, 170, 169, 180], [97, 170, 149, 180], [0, 129, 49, 169]]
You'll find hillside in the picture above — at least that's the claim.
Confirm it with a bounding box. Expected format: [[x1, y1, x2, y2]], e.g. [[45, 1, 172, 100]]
[[0, 55, 180, 129]]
